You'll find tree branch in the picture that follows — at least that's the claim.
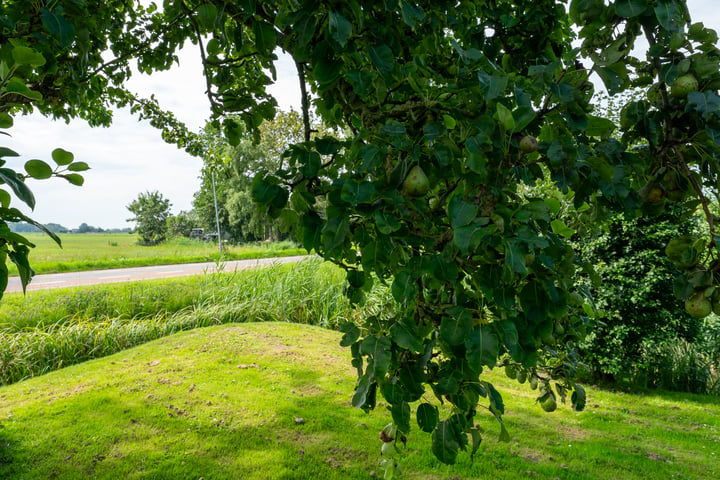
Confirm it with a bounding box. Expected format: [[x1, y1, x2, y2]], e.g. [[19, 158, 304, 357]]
[[295, 60, 311, 143]]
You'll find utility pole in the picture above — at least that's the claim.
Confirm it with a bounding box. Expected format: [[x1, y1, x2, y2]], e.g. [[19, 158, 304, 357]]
[[211, 170, 222, 254]]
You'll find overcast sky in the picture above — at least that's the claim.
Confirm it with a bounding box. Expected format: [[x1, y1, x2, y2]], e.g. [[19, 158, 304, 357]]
[[5, 0, 719, 230]]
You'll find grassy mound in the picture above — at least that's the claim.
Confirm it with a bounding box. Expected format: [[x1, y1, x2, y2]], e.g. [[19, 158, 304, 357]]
[[1, 323, 719, 479]]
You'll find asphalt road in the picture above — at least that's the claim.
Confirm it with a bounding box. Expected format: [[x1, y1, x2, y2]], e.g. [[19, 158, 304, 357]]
[[5, 255, 313, 293]]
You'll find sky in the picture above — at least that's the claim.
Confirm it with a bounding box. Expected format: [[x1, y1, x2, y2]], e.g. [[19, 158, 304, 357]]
[[5, 0, 720, 230]]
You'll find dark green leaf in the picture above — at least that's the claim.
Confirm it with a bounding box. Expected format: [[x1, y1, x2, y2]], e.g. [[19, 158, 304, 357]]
[[339, 322, 360, 347], [390, 401, 411, 433], [417, 403, 439, 433], [392, 270, 418, 303], [0, 168, 35, 209], [400, 1, 425, 28], [466, 326, 500, 371], [0, 147, 19, 158], [0, 189, 10, 208], [654, 0, 682, 32], [449, 195, 478, 228], [328, 12, 352, 47], [361, 335, 392, 378], [368, 44, 395, 77], [432, 420, 461, 465], [383, 377, 405, 404], [8, 244, 34, 292], [253, 21, 277, 56], [390, 317, 424, 352], [440, 307, 473, 345], [615, 0, 649, 18], [40, 7, 75, 47]]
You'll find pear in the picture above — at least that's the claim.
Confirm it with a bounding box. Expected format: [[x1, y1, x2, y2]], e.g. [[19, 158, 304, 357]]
[[519, 135, 538, 154], [402, 165, 430, 197], [685, 292, 711, 318], [670, 74, 698, 98]]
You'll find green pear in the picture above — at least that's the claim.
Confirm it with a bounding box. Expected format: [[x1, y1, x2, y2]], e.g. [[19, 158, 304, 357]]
[[402, 165, 430, 196]]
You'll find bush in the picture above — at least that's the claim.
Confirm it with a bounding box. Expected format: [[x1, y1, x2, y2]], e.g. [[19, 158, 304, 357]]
[[578, 208, 706, 389]]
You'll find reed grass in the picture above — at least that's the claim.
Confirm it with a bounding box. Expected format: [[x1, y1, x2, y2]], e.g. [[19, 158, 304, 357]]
[[0, 259, 372, 385]]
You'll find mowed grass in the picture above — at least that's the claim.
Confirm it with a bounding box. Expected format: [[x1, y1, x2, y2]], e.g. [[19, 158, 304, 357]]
[[0, 323, 718, 480], [7, 232, 306, 275]]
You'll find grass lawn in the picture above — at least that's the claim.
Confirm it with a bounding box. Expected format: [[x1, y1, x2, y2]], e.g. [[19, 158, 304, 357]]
[[8, 233, 306, 275], [1, 323, 718, 479]]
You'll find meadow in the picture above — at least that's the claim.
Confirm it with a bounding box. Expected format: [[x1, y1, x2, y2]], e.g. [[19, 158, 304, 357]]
[[1, 253, 718, 478], [8, 232, 306, 275], [0, 323, 718, 480]]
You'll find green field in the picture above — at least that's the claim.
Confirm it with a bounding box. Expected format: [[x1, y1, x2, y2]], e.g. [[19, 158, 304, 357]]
[[1, 323, 718, 480], [7, 232, 306, 275]]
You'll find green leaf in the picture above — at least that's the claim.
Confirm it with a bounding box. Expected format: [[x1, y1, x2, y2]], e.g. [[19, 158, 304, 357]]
[[0, 113, 13, 129], [466, 326, 500, 371], [40, 7, 75, 47], [390, 401, 411, 433], [417, 403, 439, 433], [400, 2, 425, 28], [654, 0, 682, 32], [432, 420, 461, 465], [253, 21, 277, 56], [392, 270, 418, 303], [513, 106, 536, 132], [368, 44, 395, 77], [0, 168, 35, 209], [60, 173, 84, 186], [24, 160, 53, 179], [551, 219, 575, 239], [0, 189, 10, 208], [361, 335, 392, 378], [5, 78, 42, 101], [442, 115, 457, 130], [440, 306, 473, 345], [196, 3, 218, 30], [585, 116, 616, 138], [11, 46, 46, 67], [374, 210, 401, 234], [453, 222, 491, 254], [0, 147, 19, 158], [67, 161, 90, 172], [571, 384, 587, 411], [328, 12, 352, 47], [8, 244, 34, 292], [615, 0, 649, 18], [449, 195, 478, 228], [339, 322, 360, 347], [495, 103, 516, 131], [341, 179, 375, 205], [390, 317, 424, 353], [51, 148, 74, 166]]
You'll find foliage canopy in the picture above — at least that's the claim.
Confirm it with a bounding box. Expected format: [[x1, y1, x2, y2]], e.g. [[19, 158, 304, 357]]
[[2, 0, 720, 469]]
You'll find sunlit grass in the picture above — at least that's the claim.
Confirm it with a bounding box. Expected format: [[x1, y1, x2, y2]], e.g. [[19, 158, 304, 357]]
[[0, 323, 718, 480], [6, 232, 306, 275]]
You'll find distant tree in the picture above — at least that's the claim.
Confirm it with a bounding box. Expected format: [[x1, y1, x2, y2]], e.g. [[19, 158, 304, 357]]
[[126, 191, 171, 246], [44, 223, 69, 233], [167, 210, 200, 238]]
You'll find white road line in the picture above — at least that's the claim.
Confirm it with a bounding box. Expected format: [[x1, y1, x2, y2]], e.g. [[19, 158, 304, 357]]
[[98, 275, 130, 280]]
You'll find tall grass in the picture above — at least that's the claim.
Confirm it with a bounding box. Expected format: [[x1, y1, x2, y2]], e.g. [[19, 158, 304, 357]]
[[0, 259, 379, 385]]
